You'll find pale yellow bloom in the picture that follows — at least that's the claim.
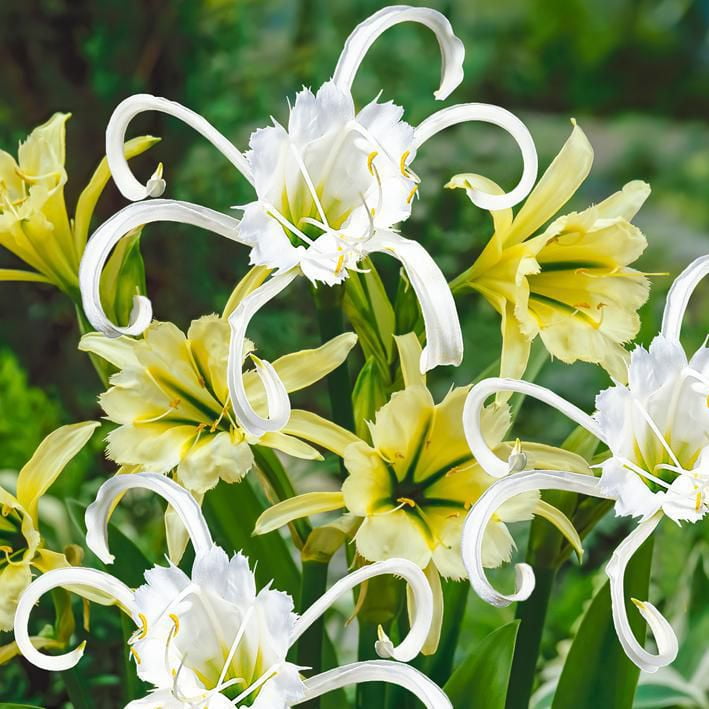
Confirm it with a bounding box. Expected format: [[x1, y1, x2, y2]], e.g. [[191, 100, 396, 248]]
[[255, 333, 589, 581], [0, 421, 98, 637], [79, 315, 357, 497], [0, 113, 157, 309], [449, 121, 651, 382]]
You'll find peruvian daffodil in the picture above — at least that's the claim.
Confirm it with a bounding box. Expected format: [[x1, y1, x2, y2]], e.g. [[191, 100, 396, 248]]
[[449, 121, 651, 383], [79, 5, 538, 438], [79, 314, 357, 559], [255, 332, 587, 651], [460, 254, 709, 673], [0, 113, 157, 311], [15, 473, 452, 708], [0, 422, 98, 636]]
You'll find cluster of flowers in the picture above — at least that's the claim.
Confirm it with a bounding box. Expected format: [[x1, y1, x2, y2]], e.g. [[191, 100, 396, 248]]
[[1, 5, 706, 707]]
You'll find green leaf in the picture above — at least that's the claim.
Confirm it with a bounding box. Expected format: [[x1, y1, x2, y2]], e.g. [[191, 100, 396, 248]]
[[0, 704, 46, 708], [204, 478, 301, 600], [633, 679, 708, 709], [551, 537, 654, 709], [443, 620, 520, 709], [351, 357, 388, 442]]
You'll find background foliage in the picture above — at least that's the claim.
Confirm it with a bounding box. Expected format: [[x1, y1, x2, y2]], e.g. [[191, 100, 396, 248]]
[[0, 0, 707, 706]]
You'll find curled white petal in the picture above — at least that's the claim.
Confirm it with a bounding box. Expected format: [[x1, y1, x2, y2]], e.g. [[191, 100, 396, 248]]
[[227, 268, 299, 436], [295, 660, 452, 709], [660, 254, 709, 343], [463, 377, 606, 478], [14, 567, 136, 672], [606, 512, 678, 673], [289, 559, 433, 663], [369, 231, 463, 372], [414, 103, 538, 210], [106, 94, 253, 200], [332, 5, 464, 101], [462, 470, 613, 606], [86, 472, 214, 564], [79, 199, 244, 338]]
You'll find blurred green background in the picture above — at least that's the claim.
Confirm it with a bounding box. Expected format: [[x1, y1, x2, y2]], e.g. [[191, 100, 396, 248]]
[[1, 0, 708, 706]]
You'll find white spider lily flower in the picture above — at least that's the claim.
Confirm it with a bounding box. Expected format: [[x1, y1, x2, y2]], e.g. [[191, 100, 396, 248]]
[[79, 5, 538, 437], [15, 473, 451, 708], [458, 254, 709, 673]]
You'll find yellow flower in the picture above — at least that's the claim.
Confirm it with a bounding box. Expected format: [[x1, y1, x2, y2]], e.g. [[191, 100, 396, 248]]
[[0, 421, 98, 634], [0, 113, 157, 310], [79, 315, 357, 497], [448, 121, 651, 383], [254, 333, 589, 581]]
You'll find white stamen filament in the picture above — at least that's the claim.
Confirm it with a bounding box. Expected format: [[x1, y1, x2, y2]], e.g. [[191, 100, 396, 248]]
[[290, 559, 433, 663], [14, 567, 136, 672], [86, 473, 214, 564], [463, 378, 606, 478], [79, 199, 244, 338], [631, 398, 683, 471], [605, 512, 678, 672], [461, 470, 613, 606], [105, 94, 254, 201]]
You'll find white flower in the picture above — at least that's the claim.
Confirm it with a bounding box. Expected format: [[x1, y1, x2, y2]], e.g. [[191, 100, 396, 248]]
[[14, 473, 452, 708], [458, 254, 709, 673], [79, 5, 538, 438]]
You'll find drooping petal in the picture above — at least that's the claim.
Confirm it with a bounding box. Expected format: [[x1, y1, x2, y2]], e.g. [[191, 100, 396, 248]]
[[290, 559, 433, 663], [227, 268, 299, 436], [414, 104, 538, 211], [661, 254, 709, 343], [282, 410, 360, 457], [80, 199, 244, 338], [295, 660, 452, 709], [0, 268, 51, 284], [461, 470, 613, 606], [332, 6, 464, 101], [85, 473, 213, 564], [254, 492, 346, 536], [105, 94, 253, 201], [368, 230, 463, 372], [16, 421, 100, 523], [78, 331, 141, 370], [463, 377, 606, 478], [14, 567, 136, 671], [532, 499, 584, 560], [605, 512, 678, 672]]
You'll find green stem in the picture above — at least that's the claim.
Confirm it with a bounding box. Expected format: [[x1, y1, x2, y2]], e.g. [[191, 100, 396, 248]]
[[356, 621, 385, 708], [62, 667, 91, 709], [297, 559, 331, 709], [505, 566, 556, 709], [427, 580, 470, 686]]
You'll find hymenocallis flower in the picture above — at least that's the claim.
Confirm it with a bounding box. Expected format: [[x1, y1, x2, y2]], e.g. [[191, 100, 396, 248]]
[[79, 5, 538, 438], [0, 113, 157, 308], [254, 333, 588, 648], [459, 254, 709, 673], [15, 473, 452, 708], [0, 422, 98, 635], [449, 121, 651, 383]]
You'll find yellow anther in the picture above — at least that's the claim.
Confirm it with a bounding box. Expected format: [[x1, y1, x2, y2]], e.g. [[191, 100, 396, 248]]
[[405, 184, 419, 204], [169, 613, 180, 635], [168, 398, 181, 409], [696, 491, 703, 512], [396, 497, 416, 508], [400, 150, 411, 176], [335, 254, 345, 274], [367, 151, 379, 175], [137, 613, 149, 640], [572, 302, 592, 310], [129, 646, 142, 664]]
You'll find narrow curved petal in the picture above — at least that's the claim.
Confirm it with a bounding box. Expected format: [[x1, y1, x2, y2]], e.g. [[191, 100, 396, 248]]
[[254, 491, 346, 536], [332, 6, 464, 101], [461, 470, 614, 607], [106, 94, 253, 201], [80, 199, 244, 338], [661, 254, 709, 343], [533, 499, 584, 560], [282, 409, 360, 457], [85, 472, 213, 564], [227, 268, 299, 436], [606, 512, 678, 673], [414, 103, 538, 210], [14, 567, 136, 672], [369, 231, 463, 372], [290, 559, 433, 663], [295, 660, 452, 709], [463, 377, 606, 478]]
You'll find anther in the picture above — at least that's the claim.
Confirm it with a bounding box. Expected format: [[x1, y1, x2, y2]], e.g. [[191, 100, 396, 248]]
[[367, 151, 379, 175], [137, 613, 149, 639], [400, 151, 411, 177], [169, 613, 180, 635]]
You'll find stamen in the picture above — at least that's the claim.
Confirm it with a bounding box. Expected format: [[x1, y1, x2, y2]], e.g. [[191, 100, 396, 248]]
[[288, 142, 329, 228], [129, 646, 142, 665], [169, 613, 180, 635], [618, 457, 671, 490], [631, 399, 683, 471], [405, 184, 419, 205], [397, 497, 416, 508], [367, 151, 379, 175], [400, 151, 410, 176], [137, 613, 149, 639]]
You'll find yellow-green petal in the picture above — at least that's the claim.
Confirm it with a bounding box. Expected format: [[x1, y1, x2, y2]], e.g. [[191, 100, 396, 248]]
[[282, 410, 359, 458], [533, 499, 584, 561], [254, 491, 346, 536]]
